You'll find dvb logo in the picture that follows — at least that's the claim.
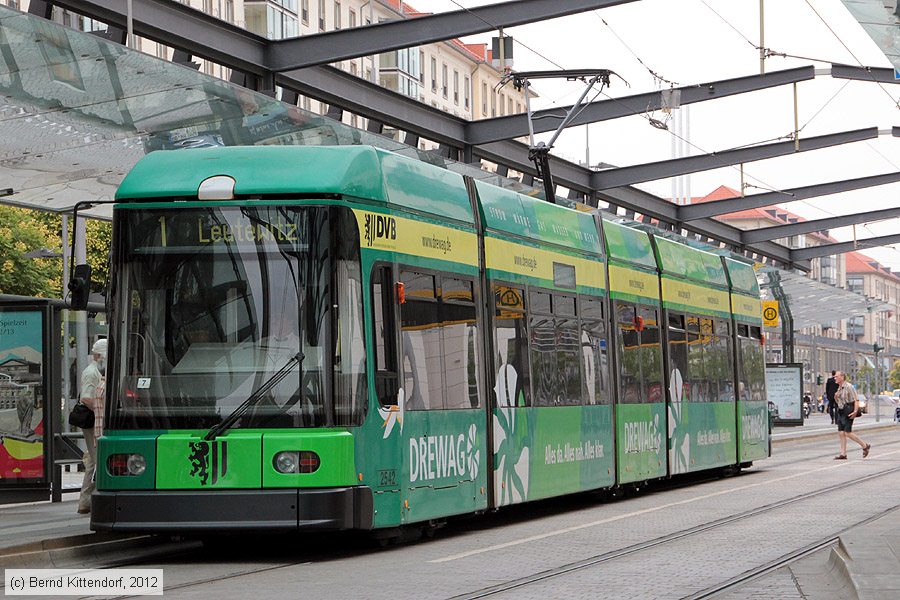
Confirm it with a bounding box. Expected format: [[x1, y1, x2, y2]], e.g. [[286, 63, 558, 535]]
[[364, 213, 397, 247]]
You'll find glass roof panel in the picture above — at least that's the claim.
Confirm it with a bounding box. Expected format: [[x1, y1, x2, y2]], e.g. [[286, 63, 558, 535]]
[[759, 266, 891, 329], [0, 5, 563, 219], [7, 5, 877, 332], [840, 0, 900, 71]]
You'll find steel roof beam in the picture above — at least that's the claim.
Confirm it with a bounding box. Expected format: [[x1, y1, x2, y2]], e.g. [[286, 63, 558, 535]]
[[792, 233, 900, 261], [37, 0, 807, 269], [592, 127, 879, 189], [50, 0, 268, 75], [268, 0, 638, 72], [830, 64, 900, 84], [278, 66, 469, 144], [465, 66, 816, 145], [743, 206, 900, 244], [473, 140, 805, 268], [679, 172, 900, 221]]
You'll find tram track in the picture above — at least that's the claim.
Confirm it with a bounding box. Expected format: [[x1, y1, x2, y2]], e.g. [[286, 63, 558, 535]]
[[687, 501, 900, 599], [93, 437, 900, 599], [449, 460, 900, 599]]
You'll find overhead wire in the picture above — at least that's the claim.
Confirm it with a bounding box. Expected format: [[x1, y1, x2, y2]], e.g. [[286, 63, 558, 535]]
[[444, 0, 898, 255], [686, 1, 899, 222], [593, 12, 679, 87], [697, 0, 759, 50], [445, 0, 566, 70], [801, 0, 900, 110]]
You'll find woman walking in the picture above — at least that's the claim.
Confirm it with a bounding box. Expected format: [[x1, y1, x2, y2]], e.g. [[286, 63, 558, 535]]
[[833, 371, 871, 460]]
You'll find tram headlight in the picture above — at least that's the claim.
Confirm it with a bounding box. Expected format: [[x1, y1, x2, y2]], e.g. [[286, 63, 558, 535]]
[[274, 451, 320, 474], [107, 453, 146, 477], [126, 453, 147, 476], [274, 451, 298, 474]]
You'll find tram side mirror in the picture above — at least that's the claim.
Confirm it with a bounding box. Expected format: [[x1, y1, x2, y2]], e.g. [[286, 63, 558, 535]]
[[69, 264, 92, 310]]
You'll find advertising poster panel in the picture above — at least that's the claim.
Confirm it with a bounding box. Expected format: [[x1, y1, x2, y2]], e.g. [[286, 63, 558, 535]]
[[0, 307, 48, 485], [765, 363, 803, 425]]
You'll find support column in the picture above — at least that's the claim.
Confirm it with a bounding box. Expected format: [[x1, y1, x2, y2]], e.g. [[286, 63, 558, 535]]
[[74, 217, 88, 400]]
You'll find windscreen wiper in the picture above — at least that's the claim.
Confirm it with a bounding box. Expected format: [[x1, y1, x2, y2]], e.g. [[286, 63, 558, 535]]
[[204, 351, 304, 441]]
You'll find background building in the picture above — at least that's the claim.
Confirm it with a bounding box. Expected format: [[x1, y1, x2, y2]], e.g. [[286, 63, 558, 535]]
[[6, 0, 531, 149], [691, 185, 900, 399]]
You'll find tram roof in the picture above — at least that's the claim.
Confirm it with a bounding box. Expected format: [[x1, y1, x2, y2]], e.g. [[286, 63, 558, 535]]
[[724, 258, 761, 296], [652, 236, 728, 288], [602, 220, 656, 270], [473, 180, 601, 254], [116, 145, 475, 224]]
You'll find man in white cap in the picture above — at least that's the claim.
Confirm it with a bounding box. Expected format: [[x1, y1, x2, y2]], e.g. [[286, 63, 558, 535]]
[[77, 338, 107, 514]]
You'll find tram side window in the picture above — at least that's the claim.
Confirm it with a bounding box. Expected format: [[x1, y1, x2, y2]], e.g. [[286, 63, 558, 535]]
[[400, 271, 443, 410], [494, 284, 529, 407], [667, 313, 688, 402], [371, 265, 399, 407], [333, 241, 368, 425], [581, 297, 609, 405], [747, 326, 765, 402], [686, 316, 703, 402], [555, 295, 581, 405], [716, 318, 735, 402], [442, 277, 480, 409], [735, 324, 750, 402], [639, 305, 662, 404], [529, 291, 557, 406], [616, 302, 642, 404], [700, 318, 717, 402]]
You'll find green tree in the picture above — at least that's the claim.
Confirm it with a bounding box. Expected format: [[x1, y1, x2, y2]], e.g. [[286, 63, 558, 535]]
[[855, 363, 874, 395], [0, 206, 59, 297], [1, 207, 111, 299], [889, 360, 900, 390]]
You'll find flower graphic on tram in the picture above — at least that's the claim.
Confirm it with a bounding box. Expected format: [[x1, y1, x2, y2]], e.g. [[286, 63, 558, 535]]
[[493, 363, 529, 506], [668, 368, 690, 475], [466, 424, 480, 480], [378, 387, 405, 439]]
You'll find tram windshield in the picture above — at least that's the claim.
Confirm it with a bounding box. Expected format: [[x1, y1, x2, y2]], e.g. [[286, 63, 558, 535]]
[[108, 205, 367, 430]]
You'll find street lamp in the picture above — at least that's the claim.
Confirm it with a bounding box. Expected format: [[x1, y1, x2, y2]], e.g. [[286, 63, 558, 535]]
[[24, 248, 62, 259], [874, 342, 884, 422]]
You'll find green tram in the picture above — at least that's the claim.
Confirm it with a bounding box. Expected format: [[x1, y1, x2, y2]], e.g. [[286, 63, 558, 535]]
[[91, 145, 768, 533]]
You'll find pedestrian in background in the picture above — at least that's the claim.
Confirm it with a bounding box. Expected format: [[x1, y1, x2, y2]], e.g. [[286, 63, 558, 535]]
[[833, 370, 870, 460], [825, 370, 838, 424], [77, 339, 107, 515]]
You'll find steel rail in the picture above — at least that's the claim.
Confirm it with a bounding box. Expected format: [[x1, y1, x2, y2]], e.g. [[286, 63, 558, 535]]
[[450, 459, 900, 599]]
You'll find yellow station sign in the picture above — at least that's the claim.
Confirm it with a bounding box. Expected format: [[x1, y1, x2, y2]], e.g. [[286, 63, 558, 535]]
[[762, 300, 779, 327]]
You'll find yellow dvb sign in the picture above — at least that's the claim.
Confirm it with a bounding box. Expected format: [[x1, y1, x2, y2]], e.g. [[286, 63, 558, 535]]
[[762, 300, 779, 327]]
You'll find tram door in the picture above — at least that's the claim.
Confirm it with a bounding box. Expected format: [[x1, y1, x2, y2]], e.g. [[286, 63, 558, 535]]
[[369, 264, 403, 526], [398, 269, 484, 524]]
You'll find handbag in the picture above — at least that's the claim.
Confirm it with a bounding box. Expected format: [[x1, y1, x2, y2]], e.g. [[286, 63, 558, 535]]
[[842, 402, 856, 419], [68, 401, 95, 429]]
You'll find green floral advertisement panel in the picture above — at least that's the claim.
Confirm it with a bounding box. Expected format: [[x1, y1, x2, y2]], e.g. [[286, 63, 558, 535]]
[[667, 401, 738, 474], [492, 405, 616, 505], [401, 409, 487, 525], [616, 403, 667, 484], [603, 220, 656, 269], [738, 400, 769, 462]]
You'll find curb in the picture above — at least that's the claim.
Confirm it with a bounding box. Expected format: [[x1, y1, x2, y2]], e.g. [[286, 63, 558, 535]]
[[772, 421, 898, 445], [825, 540, 860, 600], [0, 534, 195, 571]]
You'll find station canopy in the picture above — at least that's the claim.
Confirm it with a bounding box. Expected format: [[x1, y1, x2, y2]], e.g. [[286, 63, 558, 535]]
[[841, 0, 900, 73], [0, 4, 888, 328], [0, 5, 535, 219], [759, 267, 891, 329]]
